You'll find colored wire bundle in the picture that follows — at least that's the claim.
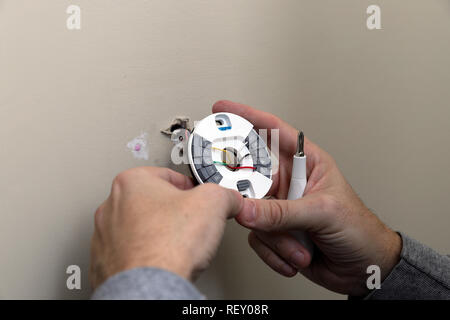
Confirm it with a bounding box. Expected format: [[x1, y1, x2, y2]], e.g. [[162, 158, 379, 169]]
[[212, 147, 233, 166], [213, 161, 256, 170], [212, 146, 255, 170]]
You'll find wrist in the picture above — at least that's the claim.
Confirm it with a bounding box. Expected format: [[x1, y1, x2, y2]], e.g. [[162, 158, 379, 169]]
[[358, 228, 402, 296], [379, 229, 402, 281], [122, 255, 195, 282], [350, 226, 402, 297]]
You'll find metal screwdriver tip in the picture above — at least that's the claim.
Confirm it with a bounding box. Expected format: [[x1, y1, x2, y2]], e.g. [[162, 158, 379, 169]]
[[296, 131, 304, 157]]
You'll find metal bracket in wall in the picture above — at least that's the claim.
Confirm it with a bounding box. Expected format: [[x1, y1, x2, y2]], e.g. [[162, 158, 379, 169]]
[[160, 116, 191, 136]]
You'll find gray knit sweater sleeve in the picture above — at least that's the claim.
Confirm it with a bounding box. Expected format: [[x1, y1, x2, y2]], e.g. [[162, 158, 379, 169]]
[[366, 233, 450, 299], [91, 267, 204, 300], [91, 234, 450, 300]]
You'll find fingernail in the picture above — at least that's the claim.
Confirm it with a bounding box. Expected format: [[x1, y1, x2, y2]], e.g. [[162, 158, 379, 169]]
[[242, 200, 256, 223], [290, 251, 304, 269]]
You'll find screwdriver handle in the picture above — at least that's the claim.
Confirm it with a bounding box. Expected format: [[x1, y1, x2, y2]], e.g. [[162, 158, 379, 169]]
[[287, 155, 314, 255]]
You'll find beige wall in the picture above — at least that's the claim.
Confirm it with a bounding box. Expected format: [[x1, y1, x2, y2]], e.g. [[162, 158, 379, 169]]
[[1, 0, 449, 299]]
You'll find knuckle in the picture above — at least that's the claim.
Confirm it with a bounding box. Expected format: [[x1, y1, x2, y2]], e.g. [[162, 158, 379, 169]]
[[112, 167, 149, 189], [182, 184, 223, 214], [274, 237, 296, 258], [262, 248, 273, 264], [264, 201, 286, 229], [200, 183, 226, 199], [94, 206, 103, 231], [112, 170, 133, 188], [274, 237, 287, 252]]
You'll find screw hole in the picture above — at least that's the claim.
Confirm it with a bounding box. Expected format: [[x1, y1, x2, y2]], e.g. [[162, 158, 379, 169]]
[[170, 123, 183, 132]]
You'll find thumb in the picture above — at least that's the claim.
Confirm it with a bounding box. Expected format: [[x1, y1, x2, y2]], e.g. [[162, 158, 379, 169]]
[[193, 183, 244, 219], [236, 196, 324, 232]]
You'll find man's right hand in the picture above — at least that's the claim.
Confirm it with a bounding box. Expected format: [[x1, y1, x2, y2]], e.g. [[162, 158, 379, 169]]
[[213, 100, 402, 297]]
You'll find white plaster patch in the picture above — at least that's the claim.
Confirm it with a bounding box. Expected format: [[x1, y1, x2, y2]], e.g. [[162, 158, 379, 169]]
[[127, 132, 149, 160]]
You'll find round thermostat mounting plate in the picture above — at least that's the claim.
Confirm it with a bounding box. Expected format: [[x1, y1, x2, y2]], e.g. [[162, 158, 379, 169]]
[[187, 112, 273, 199]]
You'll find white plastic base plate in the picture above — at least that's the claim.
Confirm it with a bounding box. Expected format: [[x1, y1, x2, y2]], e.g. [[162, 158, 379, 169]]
[[187, 112, 273, 199]]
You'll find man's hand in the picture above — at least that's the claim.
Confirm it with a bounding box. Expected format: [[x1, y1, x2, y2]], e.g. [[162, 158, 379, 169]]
[[90, 167, 243, 290], [213, 100, 401, 296]]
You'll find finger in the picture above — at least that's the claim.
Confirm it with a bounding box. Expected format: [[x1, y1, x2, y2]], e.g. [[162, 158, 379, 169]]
[[236, 195, 327, 232], [254, 231, 312, 269], [95, 194, 117, 234], [193, 183, 244, 219], [212, 100, 297, 153], [248, 232, 297, 277], [113, 167, 195, 192], [134, 167, 195, 190], [152, 167, 195, 190]]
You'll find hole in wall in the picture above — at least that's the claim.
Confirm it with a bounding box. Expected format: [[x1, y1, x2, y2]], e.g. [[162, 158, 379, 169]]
[[170, 123, 183, 132]]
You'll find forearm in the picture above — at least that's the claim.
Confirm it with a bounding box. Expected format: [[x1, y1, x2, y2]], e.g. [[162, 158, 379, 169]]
[[91, 267, 205, 300], [364, 233, 450, 300]]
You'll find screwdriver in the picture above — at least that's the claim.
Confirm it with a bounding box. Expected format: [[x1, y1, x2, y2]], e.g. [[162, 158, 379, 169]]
[[287, 131, 314, 256]]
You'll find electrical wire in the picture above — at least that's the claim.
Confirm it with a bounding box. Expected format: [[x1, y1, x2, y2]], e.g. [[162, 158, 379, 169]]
[[212, 147, 255, 170], [212, 146, 233, 165], [213, 161, 256, 170], [212, 146, 230, 154]]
